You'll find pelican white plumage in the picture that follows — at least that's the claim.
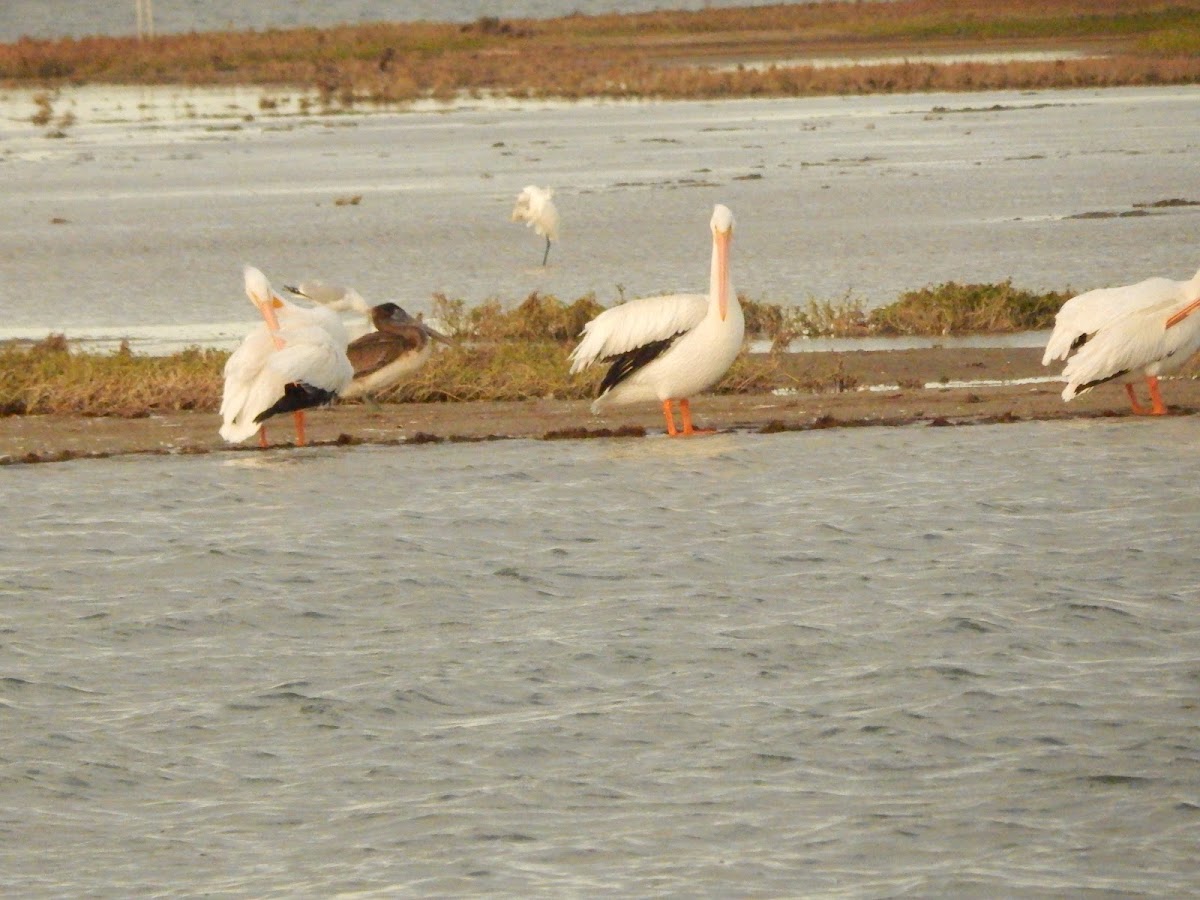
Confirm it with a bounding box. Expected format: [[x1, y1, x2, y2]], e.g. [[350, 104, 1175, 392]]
[[342, 303, 451, 401], [511, 185, 560, 266], [220, 266, 354, 446], [569, 203, 743, 436], [284, 280, 372, 317], [1047, 268, 1200, 414]]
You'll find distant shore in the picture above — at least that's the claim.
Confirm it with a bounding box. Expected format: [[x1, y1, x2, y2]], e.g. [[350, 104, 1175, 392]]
[[4, 346, 1197, 465], [2, 2, 1197, 103]]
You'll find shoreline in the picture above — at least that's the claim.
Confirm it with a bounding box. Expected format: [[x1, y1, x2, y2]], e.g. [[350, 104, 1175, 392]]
[[5, 346, 1197, 465]]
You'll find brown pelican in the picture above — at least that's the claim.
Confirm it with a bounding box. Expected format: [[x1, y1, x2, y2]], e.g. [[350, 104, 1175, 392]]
[[342, 303, 451, 401]]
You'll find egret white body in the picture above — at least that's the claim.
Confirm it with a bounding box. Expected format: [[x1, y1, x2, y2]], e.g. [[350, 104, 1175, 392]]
[[511, 185, 560, 266], [569, 204, 743, 436], [220, 266, 354, 445], [342, 303, 450, 401], [1047, 268, 1200, 414]]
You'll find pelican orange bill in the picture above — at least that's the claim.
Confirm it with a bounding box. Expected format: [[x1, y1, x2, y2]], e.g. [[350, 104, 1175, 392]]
[[1165, 297, 1200, 328]]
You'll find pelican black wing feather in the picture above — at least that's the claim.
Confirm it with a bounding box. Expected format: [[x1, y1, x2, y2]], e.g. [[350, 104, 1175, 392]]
[[598, 334, 682, 395], [254, 382, 339, 423]]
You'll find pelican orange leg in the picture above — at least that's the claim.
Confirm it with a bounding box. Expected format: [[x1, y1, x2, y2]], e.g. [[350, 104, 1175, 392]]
[[1124, 383, 1148, 415], [1126, 377, 1168, 416], [293, 411, 308, 446], [1145, 375, 1168, 415], [661, 399, 679, 436]]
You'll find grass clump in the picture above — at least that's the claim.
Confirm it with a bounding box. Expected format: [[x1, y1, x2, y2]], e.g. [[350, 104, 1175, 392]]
[[431, 291, 605, 343], [870, 279, 1069, 335], [742, 294, 874, 348], [0, 335, 224, 416], [387, 341, 589, 403]]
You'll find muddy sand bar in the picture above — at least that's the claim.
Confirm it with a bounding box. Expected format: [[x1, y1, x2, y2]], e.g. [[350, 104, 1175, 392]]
[[4, 347, 1196, 464]]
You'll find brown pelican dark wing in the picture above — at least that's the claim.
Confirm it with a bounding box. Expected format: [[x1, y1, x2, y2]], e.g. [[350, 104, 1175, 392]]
[[346, 327, 426, 378]]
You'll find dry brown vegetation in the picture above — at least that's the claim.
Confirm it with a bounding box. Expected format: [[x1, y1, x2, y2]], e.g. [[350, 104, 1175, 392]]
[[1, 1, 1198, 102], [0, 283, 1071, 416], [0, 335, 224, 417]]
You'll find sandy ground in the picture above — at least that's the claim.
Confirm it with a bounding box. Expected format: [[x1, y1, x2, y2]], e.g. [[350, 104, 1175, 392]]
[[4, 346, 1196, 464]]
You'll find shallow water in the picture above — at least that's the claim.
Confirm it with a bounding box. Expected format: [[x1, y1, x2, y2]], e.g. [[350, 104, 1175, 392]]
[[0, 0, 792, 42], [2, 85, 1198, 342], [3, 419, 1198, 896]]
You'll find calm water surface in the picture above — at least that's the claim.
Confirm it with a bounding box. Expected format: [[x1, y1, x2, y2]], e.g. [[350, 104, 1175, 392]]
[[3, 419, 1198, 896], [4, 86, 1199, 343], [0, 0, 823, 42]]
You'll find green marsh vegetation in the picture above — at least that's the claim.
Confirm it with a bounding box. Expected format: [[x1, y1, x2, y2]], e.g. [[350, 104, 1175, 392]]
[[0, 282, 1071, 416], [2, 1, 1198, 104]]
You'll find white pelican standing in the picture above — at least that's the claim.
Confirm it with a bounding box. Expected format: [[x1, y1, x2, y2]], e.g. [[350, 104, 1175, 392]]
[[1045, 268, 1200, 414], [220, 266, 354, 446], [511, 185, 560, 266], [569, 203, 744, 436], [342, 303, 451, 401]]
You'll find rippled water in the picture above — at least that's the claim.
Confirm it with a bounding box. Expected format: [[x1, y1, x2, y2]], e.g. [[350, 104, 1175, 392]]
[[3, 419, 1198, 896]]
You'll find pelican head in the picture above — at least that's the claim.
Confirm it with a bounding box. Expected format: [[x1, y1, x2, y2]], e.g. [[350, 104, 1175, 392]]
[[1167, 270, 1200, 328], [710, 204, 735, 236], [709, 205, 735, 321], [243, 264, 284, 314], [372, 302, 452, 344], [285, 280, 371, 315]]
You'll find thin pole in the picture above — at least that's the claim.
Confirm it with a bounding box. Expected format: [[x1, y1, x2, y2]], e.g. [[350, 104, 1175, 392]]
[[135, 0, 155, 40]]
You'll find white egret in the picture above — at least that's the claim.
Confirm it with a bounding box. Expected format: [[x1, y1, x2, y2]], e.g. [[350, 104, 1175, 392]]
[[511, 185, 560, 266]]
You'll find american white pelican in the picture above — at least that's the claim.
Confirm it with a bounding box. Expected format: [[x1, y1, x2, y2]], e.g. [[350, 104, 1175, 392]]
[[220, 266, 354, 446], [511, 185, 560, 266], [569, 203, 743, 436], [342, 303, 451, 401], [1046, 268, 1200, 414], [284, 280, 371, 317]]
